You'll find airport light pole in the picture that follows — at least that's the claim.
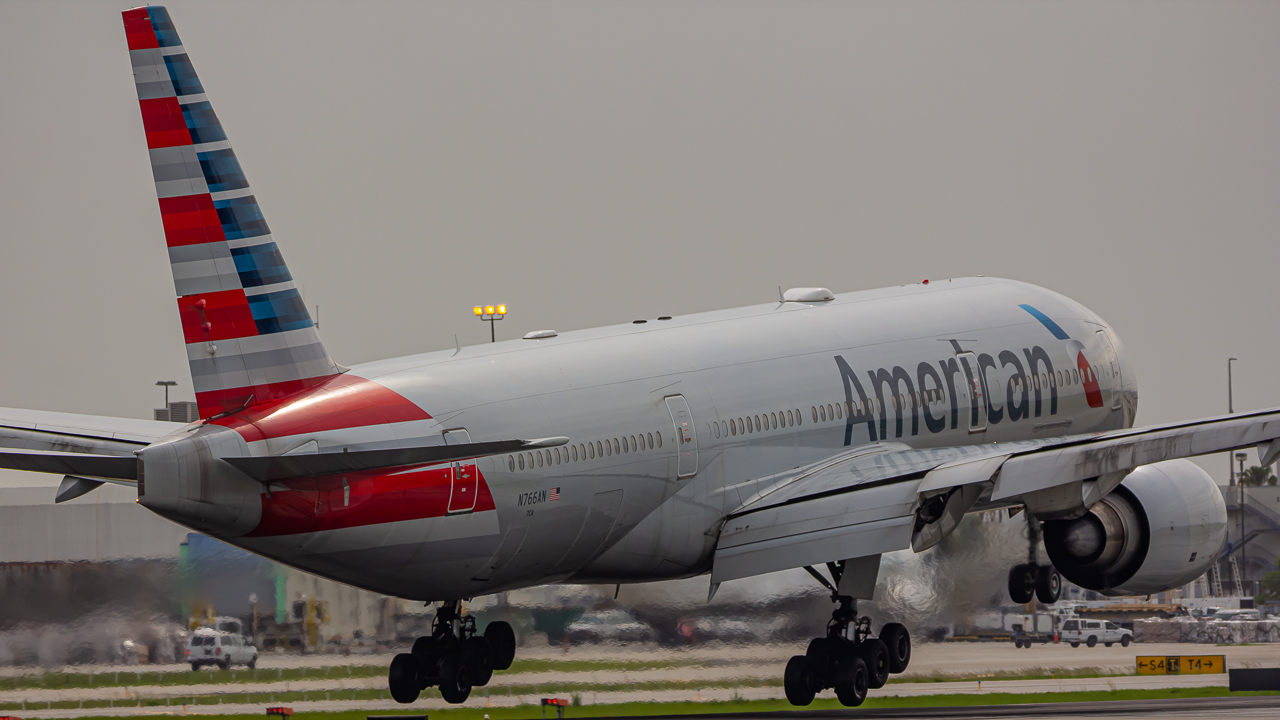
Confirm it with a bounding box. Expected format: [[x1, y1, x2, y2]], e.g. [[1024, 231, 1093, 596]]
[[156, 380, 177, 409], [1236, 451, 1248, 597], [473, 305, 507, 343], [1228, 358, 1237, 485]]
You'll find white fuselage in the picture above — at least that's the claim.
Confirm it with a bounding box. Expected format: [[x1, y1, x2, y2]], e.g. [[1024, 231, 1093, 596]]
[[140, 277, 1137, 601]]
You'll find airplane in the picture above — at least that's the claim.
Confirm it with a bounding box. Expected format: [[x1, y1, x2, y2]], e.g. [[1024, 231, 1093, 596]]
[[2, 4, 1277, 708]]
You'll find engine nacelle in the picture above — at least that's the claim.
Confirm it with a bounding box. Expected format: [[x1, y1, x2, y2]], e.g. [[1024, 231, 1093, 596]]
[[1042, 459, 1226, 596]]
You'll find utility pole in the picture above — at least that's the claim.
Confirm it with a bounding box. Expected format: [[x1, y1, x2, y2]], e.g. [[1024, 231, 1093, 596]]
[[1236, 451, 1248, 597], [1228, 358, 1237, 485], [156, 380, 177, 409]]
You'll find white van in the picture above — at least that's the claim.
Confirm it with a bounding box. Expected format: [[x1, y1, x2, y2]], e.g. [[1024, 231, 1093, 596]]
[[1059, 618, 1132, 648], [186, 629, 258, 670]]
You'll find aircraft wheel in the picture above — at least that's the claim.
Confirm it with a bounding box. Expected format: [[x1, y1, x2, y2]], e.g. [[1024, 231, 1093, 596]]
[[880, 623, 911, 674], [411, 636, 439, 680], [463, 636, 494, 687], [438, 653, 472, 704], [484, 621, 517, 670], [783, 655, 815, 706], [804, 637, 834, 691], [833, 655, 869, 707], [858, 638, 890, 689], [1008, 564, 1036, 604], [388, 653, 421, 704], [1035, 565, 1062, 604]]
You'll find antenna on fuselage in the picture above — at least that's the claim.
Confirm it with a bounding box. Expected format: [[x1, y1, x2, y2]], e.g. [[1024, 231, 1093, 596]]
[[453, 334, 461, 356], [777, 285, 784, 303]]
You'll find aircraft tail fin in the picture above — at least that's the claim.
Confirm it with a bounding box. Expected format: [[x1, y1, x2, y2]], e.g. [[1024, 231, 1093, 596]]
[[122, 6, 341, 419]]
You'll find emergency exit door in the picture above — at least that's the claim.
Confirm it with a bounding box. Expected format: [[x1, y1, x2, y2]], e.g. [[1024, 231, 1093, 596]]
[[444, 429, 478, 513], [664, 395, 699, 479]]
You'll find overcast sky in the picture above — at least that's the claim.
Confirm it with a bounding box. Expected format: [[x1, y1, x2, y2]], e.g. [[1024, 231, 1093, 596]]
[[2, 0, 1279, 487]]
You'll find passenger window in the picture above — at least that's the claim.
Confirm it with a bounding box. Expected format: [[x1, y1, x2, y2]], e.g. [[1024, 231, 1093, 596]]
[[833, 403, 841, 420], [713, 423, 720, 439], [610, 438, 618, 455], [518, 454, 525, 470], [535, 452, 543, 468], [754, 415, 761, 432], [553, 448, 561, 464], [787, 409, 794, 426], [795, 408, 802, 425], [508, 456, 515, 472], [812, 406, 819, 423], [655, 432, 662, 448], [630, 435, 637, 452], [596, 440, 604, 457]]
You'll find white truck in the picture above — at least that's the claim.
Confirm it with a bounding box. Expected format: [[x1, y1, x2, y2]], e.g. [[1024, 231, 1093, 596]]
[[186, 628, 258, 670], [1059, 618, 1133, 648]]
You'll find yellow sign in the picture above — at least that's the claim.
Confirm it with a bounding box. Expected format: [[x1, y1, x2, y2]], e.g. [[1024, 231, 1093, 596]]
[[1136, 655, 1225, 675]]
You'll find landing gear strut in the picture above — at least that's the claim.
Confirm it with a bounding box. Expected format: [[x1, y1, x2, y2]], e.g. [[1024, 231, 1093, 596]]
[[783, 566, 911, 707], [1008, 509, 1062, 605], [388, 600, 517, 704]]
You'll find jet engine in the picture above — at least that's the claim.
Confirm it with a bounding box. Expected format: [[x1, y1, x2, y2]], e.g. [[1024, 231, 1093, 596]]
[[1042, 459, 1226, 596]]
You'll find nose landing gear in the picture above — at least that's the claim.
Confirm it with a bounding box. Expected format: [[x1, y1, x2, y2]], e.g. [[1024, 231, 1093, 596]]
[[1008, 509, 1063, 605], [782, 594, 912, 707], [388, 600, 517, 704]]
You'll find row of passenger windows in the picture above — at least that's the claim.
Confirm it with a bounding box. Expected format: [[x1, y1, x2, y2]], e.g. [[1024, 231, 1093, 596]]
[[507, 431, 663, 472], [505, 364, 1120, 472], [711, 408, 804, 438]]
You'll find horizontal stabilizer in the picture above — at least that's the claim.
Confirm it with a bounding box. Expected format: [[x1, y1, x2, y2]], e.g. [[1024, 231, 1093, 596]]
[[224, 437, 569, 482], [0, 450, 138, 480]]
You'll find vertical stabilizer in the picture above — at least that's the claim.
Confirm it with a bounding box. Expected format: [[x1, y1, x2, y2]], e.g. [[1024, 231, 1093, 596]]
[[122, 6, 341, 419]]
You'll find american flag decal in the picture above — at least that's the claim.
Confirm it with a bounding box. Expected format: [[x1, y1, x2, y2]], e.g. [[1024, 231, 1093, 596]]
[[549, 487, 560, 501]]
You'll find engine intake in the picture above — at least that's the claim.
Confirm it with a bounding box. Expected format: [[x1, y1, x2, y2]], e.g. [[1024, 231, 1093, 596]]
[[1043, 459, 1226, 596]]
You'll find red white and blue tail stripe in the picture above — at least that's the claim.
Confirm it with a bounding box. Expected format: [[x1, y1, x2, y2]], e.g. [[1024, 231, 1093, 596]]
[[123, 6, 341, 419]]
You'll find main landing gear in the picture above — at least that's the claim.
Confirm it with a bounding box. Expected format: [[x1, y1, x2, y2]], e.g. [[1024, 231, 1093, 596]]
[[783, 595, 911, 707], [388, 600, 517, 704], [1007, 508, 1062, 605]]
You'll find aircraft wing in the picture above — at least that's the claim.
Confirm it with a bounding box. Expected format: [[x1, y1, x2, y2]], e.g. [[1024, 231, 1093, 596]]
[[711, 406, 1280, 585]]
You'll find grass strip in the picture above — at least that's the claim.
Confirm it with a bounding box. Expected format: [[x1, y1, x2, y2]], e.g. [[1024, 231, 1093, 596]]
[[39, 687, 1280, 720], [0, 659, 716, 693]]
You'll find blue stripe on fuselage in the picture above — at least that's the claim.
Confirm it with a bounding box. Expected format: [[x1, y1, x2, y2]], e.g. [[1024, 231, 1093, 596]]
[[1019, 304, 1070, 340]]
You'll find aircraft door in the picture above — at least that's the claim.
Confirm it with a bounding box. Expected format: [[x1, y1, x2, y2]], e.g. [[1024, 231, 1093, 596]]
[[1095, 330, 1123, 410], [957, 352, 986, 434], [444, 429, 478, 514], [664, 395, 699, 478]]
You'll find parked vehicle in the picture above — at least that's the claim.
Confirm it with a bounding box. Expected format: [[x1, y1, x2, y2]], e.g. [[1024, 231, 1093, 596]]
[[1210, 608, 1261, 621], [186, 628, 258, 670], [564, 610, 654, 644], [1060, 619, 1132, 648]]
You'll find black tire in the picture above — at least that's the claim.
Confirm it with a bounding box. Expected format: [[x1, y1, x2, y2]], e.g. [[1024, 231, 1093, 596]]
[[1035, 565, 1062, 604], [833, 655, 869, 707], [463, 636, 494, 687], [1071, 641, 1080, 648], [411, 636, 439, 677], [190, 663, 199, 672], [1008, 564, 1036, 604], [219, 659, 230, 670], [1121, 635, 1131, 647], [783, 655, 815, 706], [858, 638, 890, 689], [484, 621, 517, 671], [438, 654, 472, 704], [388, 653, 421, 704], [1105, 642, 1113, 648], [880, 623, 911, 674], [1086, 636, 1097, 648], [805, 637, 833, 691], [247, 655, 257, 670]]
